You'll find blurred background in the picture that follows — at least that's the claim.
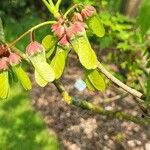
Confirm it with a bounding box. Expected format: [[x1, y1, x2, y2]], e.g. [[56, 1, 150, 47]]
[[0, 0, 150, 150]]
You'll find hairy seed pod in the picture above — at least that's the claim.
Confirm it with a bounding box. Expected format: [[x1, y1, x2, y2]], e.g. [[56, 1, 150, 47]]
[[71, 12, 83, 22], [0, 57, 9, 71], [9, 53, 21, 65], [51, 22, 65, 38], [59, 34, 70, 46], [66, 22, 85, 39], [26, 41, 45, 56], [81, 6, 96, 19]]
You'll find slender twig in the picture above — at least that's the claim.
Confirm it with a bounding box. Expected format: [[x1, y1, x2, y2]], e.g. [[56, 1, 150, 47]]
[[48, 0, 55, 7], [42, 0, 54, 13], [8, 21, 56, 48], [56, 0, 62, 10], [101, 93, 128, 104], [97, 62, 146, 101], [64, 4, 79, 19], [53, 80, 150, 126], [42, 0, 61, 18], [30, 30, 35, 42]]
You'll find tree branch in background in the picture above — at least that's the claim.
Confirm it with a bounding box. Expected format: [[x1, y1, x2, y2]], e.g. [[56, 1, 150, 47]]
[[53, 80, 150, 126], [97, 62, 146, 101], [100, 93, 128, 104]]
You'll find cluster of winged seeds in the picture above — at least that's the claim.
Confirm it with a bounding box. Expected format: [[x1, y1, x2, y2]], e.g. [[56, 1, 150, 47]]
[[51, 6, 96, 46], [0, 5, 106, 99]]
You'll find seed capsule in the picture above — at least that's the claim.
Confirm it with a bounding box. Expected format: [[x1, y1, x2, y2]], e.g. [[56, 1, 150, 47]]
[[26, 41, 45, 56], [81, 6, 96, 19], [66, 22, 85, 39], [9, 53, 21, 65], [71, 12, 83, 22], [0, 57, 9, 71], [51, 22, 65, 38], [59, 35, 70, 46]]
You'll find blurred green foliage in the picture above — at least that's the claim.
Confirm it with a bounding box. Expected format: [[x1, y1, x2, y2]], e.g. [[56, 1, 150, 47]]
[[0, 85, 60, 150], [1, 0, 148, 90], [0, 2, 60, 149]]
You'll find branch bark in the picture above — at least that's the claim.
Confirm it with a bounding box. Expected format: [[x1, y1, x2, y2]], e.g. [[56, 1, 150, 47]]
[[97, 62, 146, 101], [53, 81, 150, 126]]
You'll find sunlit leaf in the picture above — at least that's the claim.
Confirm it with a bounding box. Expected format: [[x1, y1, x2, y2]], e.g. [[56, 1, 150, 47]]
[[0, 71, 9, 99], [86, 14, 105, 37], [29, 52, 55, 82], [50, 47, 66, 79], [84, 77, 96, 91], [12, 66, 32, 90], [87, 69, 106, 91], [35, 70, 48, 87], [71, 32, 98, 69], [34, 61, 55, 82], [46, 46, 55, 59], [42, 35, 56, 51], [8, 69, 18, 85]]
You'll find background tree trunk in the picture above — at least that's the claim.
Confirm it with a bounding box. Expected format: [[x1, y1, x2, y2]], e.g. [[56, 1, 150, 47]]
[[122, 0, 142, 18]]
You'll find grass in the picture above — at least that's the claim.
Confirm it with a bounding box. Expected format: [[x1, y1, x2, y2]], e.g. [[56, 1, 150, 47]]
[[0, 85, 60, 150]]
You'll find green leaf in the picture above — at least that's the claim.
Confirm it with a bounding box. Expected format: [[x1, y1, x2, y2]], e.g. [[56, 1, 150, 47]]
[[42, 35, 56, 51], [46, 46, 55, 59], [35, 70, 48, 87], [8, 69, 18, 85], [71, 33, 98, 69], [87, 69, 106, 91], [86, 14, 105, 37], [29, 52, 55, 82], [0, 71, 9, 99], [12, 66, 32, 90], [100, 35, 113, 49], [84, 77, 96, 91], [42, 34, 56, 59], [34, 61, 55, 82], [50, 47, 66, 79], [137, 0, 150, 35]]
